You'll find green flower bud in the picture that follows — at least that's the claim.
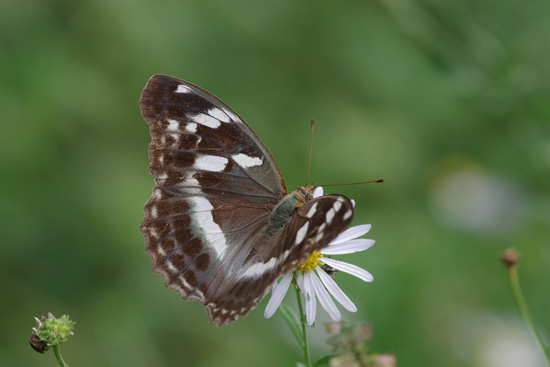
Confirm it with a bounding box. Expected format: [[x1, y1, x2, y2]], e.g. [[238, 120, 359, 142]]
[[32, 313, 75, 346]]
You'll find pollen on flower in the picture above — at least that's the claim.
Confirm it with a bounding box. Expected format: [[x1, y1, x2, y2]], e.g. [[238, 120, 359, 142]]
[[297, 251, 323, 273]]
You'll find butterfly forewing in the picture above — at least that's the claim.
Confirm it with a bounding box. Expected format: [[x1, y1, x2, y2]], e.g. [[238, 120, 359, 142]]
[[140, 75, 287, 198], [140, 75, 355, 325]]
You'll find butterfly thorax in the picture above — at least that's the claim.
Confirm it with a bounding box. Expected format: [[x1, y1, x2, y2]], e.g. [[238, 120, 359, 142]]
[[267, 185, 316, 234]]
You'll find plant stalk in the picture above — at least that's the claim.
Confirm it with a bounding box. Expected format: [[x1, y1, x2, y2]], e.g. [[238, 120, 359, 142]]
[[295, 286, 312, 367], [507, 264, 550, 363], [52, 345, 68, 367]]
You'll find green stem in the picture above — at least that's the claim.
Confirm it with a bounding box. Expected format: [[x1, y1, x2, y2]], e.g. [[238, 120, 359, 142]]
[[507, 264, 550, 364], [295, 285, 312, 367], [52, 344, 68, 367]]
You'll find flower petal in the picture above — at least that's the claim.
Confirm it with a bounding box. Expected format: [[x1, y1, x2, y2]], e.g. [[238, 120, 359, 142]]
[[310, 271, 341, 321], [322, 258, 373, 282], [301, 273, 317, 325], [313, 186, 324, 198], [296, 271, 305, 291], [316, 268, 357, 312], [270, 277, 281, 294], [330, 224, 372, 245], [264, 272, 293, 319], [323, 239, 375, 255]]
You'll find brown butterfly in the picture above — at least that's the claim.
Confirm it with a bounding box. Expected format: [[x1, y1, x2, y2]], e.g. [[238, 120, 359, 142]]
[[140, 75, 354, 325]]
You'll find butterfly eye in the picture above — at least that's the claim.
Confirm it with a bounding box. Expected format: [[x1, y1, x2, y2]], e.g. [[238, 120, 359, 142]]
[[304, 187, 315, 202]]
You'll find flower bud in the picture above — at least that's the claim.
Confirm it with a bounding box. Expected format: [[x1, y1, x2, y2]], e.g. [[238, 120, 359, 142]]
[[501, 248, 520, 268], [31, 313, 75, 346]]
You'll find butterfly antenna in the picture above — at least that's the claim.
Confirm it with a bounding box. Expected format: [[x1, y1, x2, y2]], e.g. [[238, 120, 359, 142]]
[[321, 179, 385, 187], [305, 119, 315, 186]]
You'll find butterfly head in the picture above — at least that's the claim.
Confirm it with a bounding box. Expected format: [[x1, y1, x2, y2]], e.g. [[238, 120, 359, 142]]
[[292, 184, 317, 207]]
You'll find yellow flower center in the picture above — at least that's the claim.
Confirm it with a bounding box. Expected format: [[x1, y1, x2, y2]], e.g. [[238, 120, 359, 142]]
[[297, 251, 323, 273]]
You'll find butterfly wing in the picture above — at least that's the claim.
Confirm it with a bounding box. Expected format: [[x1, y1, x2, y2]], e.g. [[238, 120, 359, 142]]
[[140, 75, 288, 324], [280, 194, 355, 273], [140, 74, 287, 198]]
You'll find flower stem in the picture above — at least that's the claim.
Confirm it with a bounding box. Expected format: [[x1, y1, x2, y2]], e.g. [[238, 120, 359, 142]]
[[295, 286, 312, 367], [52, 345, 68, 367], [507, 263, 550, 363]]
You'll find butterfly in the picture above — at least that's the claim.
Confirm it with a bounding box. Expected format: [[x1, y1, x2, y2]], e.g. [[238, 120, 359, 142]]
[[140, 75, 355, 326]]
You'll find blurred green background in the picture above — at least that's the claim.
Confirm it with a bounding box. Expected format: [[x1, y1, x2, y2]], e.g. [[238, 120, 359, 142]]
[[1, 0, 549, 366]]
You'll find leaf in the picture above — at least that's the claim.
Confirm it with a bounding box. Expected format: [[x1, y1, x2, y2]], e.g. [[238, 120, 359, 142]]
[[279, 303, 304, 348]]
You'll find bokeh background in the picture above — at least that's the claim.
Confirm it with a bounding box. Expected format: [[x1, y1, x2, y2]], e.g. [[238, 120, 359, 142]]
[[1, 1, 549, 366]]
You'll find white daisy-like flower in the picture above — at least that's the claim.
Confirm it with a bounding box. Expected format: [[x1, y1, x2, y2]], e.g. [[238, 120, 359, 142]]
[[264, 187, 375, 325]]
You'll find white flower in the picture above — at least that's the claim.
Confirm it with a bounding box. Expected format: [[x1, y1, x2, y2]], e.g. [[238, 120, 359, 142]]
[[264, 187, 375, 325]]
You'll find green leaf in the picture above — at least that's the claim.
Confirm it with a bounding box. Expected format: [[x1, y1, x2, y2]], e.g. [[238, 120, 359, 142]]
[[314, 355, 339, 366], [296, 363, 307, 367], [280, 303, 304, 348]]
